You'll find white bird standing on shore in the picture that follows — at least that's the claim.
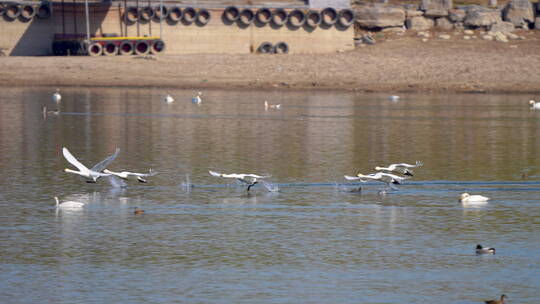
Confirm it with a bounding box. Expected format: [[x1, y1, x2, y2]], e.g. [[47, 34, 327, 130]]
[[103, 169, 157, 183], [529, 100, 540, 109], [345, 172, 409, 185], [164, 93, 174, 103], [52, 89, 62, 103], [476, 244, 495, 254], [459, 193, 489, 204], [62, 147, 119, 183], [192, 92, 202, 104], [54, 196, 84, 209], [375, 161, 423, 176], [209, 170, 271, 191], [264, 101, 281, 110], [388, 95, 400, 102]]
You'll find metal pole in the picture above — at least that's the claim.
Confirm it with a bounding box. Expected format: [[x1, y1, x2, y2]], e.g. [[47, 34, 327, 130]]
[[159, 0, 163, 39], [84, 0, 90, 41]]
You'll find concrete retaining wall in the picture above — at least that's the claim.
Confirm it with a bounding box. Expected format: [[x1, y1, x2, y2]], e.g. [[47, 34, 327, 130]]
[[0, 2, 354, 56]]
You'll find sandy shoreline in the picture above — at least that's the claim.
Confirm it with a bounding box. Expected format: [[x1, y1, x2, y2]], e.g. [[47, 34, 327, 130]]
[[1, 31, 540, 93]]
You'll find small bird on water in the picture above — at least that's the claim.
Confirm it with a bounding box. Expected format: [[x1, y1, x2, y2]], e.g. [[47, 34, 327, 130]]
[[484, 294, 507, 304], [134, 207, 145, 214], [52, 88, 62, 103], [475, 244, 495, 254], [192, 92, 202, 104], [264, 101, 281, 110], [529, 100, 540, 109], [164, 93, 174, 103]]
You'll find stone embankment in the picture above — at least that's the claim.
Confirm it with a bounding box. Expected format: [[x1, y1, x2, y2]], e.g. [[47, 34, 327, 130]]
[[353, 0, 539, 44]]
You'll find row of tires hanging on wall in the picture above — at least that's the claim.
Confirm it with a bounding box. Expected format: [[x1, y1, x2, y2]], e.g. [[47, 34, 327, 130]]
[[122, 5, 356, 29], [52, 38, 165, 56], [0, 2, 51, 21]]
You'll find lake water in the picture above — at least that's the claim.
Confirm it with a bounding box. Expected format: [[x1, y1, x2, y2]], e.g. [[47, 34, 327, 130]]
[[0, 87, 539, 304]]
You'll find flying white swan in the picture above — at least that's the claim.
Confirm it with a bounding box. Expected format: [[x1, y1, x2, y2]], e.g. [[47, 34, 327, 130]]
[[475, 244, 495, 254], [54, 196, 84, 209], [52, 88, 62, 103], [103, 169, 157, 183], [209, 170, 271, 191], [192, 92, 202, 104], [345, 172, 409, 185], [62, 147, 119, 183], [164, 93, 174, 103], [375, 161, 423, 176], [264, 101, 281, 110], [529, 100, 540, 109], [459, 193, 489, 204]]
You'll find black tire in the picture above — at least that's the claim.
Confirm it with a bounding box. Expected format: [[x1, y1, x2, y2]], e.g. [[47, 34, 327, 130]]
[[273, 41, 289, 54], [36, 4, 51, 19], [119, 41, 134, 55], [337, 9, 355, 27], [125, 7, 138, 23], [321, 7, 337, 26], [256, 8, 271, 24], [168, 7, 182, 23], [5, 4, 21, 20], [288, 9, 305, 28], [258, 42, 273, 54], [271, 8, 288, 26], [153, 6, 169, 21], [134, 41, 150, 55], [239, 9, 254, 25], [182, 7, 196, 23], [223, 6, 239, 22], [88, 43, 103, 56], [19, 5, 36, 21], [103, 42, 118, 56], [305, 10, 321, 28], [151, 39, 166, 55], [139, 6, 153, 22], [196, 9, 210, 26]]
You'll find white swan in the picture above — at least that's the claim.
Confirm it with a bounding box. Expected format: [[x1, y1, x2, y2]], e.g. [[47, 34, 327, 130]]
[[475, 244, 495, 254], [103, 169, 157, 183], [192, 92, 202, 104], [529, 100, 540, 109], [375, 161, 423, 176], [52, 88, 62, 103], [264, 101, 281, 110], [55, 196, 84, 209], [388, 95, 400, 102], [460, 193, 489, 204], [345, 172, 409, 185], [63, 147, 119, 183], [164, 93, 174, 103], [209, 170, 271, 191]]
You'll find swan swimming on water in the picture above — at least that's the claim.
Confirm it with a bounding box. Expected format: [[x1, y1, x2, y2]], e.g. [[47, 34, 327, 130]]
[[529, 100, 540, 109], [459, 193, 489, 204], [209, 170, 271, 191], [103, 169, 157, 183], [192, 92, 202, 104], [52, 88, 62, 103], [375, 161, 423, 176], [62, 147, 119, 183], [164, 93, 174, 103], [54, 196, 84, 209]]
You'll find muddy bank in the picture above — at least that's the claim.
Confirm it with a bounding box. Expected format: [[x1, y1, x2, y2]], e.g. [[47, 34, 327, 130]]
[[1, 32, 539, 93]]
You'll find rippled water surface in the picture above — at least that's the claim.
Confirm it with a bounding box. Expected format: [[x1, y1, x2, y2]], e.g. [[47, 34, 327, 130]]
[[1, 87, 539, 303]]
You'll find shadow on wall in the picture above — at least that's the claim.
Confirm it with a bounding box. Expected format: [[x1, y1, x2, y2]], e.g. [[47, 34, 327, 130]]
[[8, 2, 111, 56]]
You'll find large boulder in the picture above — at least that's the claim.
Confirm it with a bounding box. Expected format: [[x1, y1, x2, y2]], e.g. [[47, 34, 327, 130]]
[[464, 7, 502, 27], [502, 0, 534, 27], [406, 16, 435, 30], [435, 17, 454, 29], [448, 9, 466, 22], [489, 21, 515, 33], [355, 5, 406, 29], [421, 0, 452, 17]]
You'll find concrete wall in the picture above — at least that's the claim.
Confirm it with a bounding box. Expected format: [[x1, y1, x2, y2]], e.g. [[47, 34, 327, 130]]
[[0, 2, 354, 56]]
